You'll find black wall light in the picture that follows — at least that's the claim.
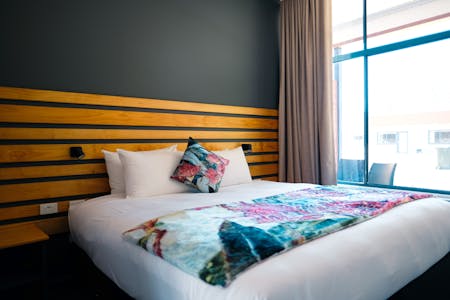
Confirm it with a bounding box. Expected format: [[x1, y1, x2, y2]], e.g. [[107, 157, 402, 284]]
[[241, 144, 252, 153], [70, 146, 85, 159]]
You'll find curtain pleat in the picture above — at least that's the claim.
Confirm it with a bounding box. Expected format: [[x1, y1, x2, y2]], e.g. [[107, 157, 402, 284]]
[[278, 0, 336, 185]]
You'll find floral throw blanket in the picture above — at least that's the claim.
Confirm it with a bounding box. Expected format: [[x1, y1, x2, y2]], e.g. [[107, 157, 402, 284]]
[[123, 186, 431, 287]]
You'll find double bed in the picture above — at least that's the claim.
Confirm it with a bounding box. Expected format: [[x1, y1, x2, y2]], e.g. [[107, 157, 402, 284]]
[[69, 180, 450, 300], [3, 87, 447, 299]]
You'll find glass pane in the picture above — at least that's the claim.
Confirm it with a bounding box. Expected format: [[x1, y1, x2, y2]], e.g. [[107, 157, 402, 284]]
[[332, 0, 364, 55], [368, 38, 450, 191], [367, 0, 450, 48], [335, 58, 365, 182]]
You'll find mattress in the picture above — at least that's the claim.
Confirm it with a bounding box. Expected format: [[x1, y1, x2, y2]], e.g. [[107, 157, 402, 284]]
[[68, 180, 450, 300]]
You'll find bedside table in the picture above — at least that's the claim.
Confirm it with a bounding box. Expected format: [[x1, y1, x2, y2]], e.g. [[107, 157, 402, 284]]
[[0, 223, 49, 298], [0, 223, 49, 249]]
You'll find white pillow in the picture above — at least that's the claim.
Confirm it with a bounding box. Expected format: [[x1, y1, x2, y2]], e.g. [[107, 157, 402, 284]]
[[102, 145, 177, 194], [117, 149, 192, 198], [215, 147, 252, 187]]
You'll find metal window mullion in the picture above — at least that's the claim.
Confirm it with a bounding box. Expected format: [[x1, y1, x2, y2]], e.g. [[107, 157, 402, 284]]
[[363, 0, 369, 184], [333, 31, 450, 63], [365, 30, 450, 57], [334, 47, 343, 164]]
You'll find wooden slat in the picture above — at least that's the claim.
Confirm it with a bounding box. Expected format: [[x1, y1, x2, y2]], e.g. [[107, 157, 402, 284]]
[[0, 201, 70, 221], [258, 176, 279, 182], [0, 217, 69, 236], [0, 142, 278, 163], [246, 154, 278, 164], [0, 178, 109, 204], [0, 155, 277, 181], [0, 223, 49, 249], [0, 127, 278, 140], [0, 164, 106, 180], [249, 164, 278, 177], [0, 155, 278, 181], [0, 86, 278, 117], [0, 104, 277, 130], [200, 142, 277, 152], [0, 143, 175, 163]]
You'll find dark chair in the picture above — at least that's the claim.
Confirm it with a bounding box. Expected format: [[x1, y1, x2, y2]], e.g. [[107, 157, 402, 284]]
[[368, 163, 397, 185]]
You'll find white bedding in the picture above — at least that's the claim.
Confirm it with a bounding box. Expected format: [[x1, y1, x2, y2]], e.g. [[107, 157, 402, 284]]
[[69, 180, 450, 300]]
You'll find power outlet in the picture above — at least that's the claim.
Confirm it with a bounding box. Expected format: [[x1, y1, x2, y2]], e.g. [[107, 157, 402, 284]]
[[40, 202, 58, 215]]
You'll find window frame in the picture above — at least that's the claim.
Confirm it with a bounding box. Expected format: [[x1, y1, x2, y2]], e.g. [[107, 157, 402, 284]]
[[333, 0, 450, 194]]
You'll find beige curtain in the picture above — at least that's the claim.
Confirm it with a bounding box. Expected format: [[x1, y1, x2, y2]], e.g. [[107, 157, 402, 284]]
[[278, 0, 336, 185]]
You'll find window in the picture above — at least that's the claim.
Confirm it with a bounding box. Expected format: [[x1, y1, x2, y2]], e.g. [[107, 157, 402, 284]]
[[377, 132, 408, 153], [377, 133, 397, 145], [333, 0, 450, 193], [429, 130, 450, 144]]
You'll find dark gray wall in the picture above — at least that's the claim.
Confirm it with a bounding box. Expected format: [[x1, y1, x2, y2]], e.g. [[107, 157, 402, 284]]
[[0, 0, 279, 108]]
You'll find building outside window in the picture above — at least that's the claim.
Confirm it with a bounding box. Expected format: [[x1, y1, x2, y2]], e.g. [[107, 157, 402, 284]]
[[377, 131, 408, 153], [333, 0, 450, 193], [429, 130, 450, 144], [377, 133, 398, 145]]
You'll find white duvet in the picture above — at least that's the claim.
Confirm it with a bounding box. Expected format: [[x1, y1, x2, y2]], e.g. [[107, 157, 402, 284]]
[[69, 180, 450, 300]]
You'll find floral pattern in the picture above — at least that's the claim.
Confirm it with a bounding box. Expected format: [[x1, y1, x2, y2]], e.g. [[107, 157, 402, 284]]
[[171, 137, 229, 193], [123, 185, 431, 287]]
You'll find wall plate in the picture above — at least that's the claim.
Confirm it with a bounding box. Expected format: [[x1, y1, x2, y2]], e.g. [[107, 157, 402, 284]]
[[39, 203, 58, 215]]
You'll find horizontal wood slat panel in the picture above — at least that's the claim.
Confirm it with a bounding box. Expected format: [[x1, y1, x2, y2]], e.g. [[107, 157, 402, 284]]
[[0, 178, 109, 204], [0, 201, 70, 221], [0, 105, 277, 130], [0, 155, 277, 180], [0, 164, 106, 180], [0, 86, 278, 117], [0, 128, 277, 140], [0, 142, 278, 163], [0, 87, 279, 231], [249, 164, 278, 177]]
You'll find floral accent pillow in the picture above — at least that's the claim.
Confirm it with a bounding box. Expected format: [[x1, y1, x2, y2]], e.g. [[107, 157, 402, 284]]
[[171, 137, 229, 193]]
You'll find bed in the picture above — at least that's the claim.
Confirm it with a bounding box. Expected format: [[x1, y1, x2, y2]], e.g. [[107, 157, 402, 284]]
[[7, 87, 447, 299], [69, 179, 450, 300]]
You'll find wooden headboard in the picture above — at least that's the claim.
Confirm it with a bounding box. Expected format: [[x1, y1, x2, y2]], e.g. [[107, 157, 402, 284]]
[[0, 87, 278, 234]]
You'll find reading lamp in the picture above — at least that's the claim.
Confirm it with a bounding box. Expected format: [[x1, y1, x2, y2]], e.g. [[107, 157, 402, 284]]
[[70, 146, 85, 159], [241, 144, 252, 153]]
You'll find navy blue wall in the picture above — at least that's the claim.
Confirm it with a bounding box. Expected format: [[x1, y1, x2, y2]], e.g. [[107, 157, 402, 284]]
[[0, 0, 279, 108]]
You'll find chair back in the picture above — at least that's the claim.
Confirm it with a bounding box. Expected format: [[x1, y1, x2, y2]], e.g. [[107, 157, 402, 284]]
[[368, 163, 397, 185]]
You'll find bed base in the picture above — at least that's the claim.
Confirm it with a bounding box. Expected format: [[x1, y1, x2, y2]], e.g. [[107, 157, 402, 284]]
[[71, 242, 132, 299], [389, 252, 450, 299], [71, 240, 449, 300]]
